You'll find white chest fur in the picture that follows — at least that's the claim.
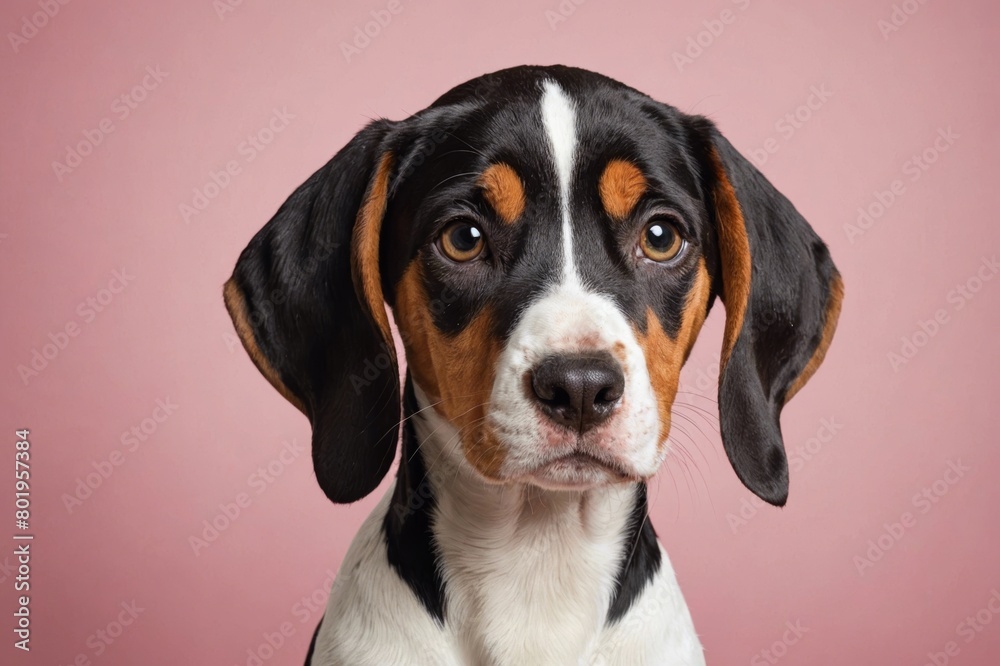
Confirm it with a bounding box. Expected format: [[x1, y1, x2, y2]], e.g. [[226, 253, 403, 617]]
[[310, 407, 705, 665]]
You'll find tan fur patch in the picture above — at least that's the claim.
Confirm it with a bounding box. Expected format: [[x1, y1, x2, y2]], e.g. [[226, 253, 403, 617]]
[[707, 146, 752, 371], [611, 341, 627, 363], [598, 159, 647, 220], [635, 261, 711, 448], [351, 152, 395, 348], [784, 272, 844, 403], [394, 263, 505, 478], [223, 279, 307, 415], [478, 163, 526, 224]]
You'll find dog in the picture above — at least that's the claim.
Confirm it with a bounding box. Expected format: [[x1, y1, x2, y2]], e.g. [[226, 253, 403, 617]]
[[224, 65, 843, 665]]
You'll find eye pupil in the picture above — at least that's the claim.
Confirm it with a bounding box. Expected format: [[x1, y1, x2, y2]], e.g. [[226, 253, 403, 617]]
[[646, 223, 672, 250], [440, 220, 486, 261], [450, 224, 481, 252], [639, 219, 684, 262]]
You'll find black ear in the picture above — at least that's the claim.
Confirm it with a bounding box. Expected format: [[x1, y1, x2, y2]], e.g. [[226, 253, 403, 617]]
[[690, 118, 843, 507], [224, 120, 401, 504]]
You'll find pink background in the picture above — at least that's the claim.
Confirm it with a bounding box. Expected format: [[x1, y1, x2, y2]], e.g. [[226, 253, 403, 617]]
[[2, 0, 999, 664]]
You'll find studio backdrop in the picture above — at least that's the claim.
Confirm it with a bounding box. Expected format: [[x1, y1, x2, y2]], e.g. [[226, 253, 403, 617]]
[[1, 0, 998, 664]]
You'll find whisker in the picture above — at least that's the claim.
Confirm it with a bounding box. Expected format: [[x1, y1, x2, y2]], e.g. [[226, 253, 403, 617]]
[[672, 398, 721, 424], [670, 413, 717, 470], [673, 390, 719, 405], [428, 171, 481, 194]]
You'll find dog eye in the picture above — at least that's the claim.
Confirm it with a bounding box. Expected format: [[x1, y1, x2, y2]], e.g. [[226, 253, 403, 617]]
[[639, 219, 685, 263], [439, 220, 486, 262]]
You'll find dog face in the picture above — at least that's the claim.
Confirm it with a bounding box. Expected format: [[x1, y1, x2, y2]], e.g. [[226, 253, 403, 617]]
[[225, 66, 842, 506]]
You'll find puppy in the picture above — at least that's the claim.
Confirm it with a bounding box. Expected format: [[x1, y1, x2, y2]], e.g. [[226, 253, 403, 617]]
[[224, 65, 843, 665]]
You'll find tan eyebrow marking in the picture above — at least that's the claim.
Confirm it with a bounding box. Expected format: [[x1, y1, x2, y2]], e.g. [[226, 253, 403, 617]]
[[598, 159, 647, 220], [478, 163, 526, 224]]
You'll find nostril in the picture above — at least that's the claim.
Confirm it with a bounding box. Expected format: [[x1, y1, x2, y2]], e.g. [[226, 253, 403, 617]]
[[537, 384, 570, 408], [531, 367, 563, 404], [595, 384, 623, 405], [550, 386, 571, 406]]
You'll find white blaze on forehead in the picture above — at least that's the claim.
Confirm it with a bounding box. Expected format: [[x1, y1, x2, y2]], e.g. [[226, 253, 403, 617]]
[[540, 80, 579, 283], [479, 79, 666, 481]]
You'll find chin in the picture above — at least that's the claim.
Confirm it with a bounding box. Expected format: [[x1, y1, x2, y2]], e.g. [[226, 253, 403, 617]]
[[522, 452, 643, 491]]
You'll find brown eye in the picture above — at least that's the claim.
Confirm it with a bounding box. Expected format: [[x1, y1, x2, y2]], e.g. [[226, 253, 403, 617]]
[[639, 219, 685, 262], [439, 220, 486, 262]]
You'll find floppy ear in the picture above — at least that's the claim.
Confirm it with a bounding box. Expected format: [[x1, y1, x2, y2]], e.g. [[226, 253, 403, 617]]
[[690, 118, 843, 507], [223, 120, 401, 504]]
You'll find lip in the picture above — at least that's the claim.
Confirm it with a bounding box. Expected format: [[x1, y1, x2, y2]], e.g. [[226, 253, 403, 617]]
[[527, 451, 635, 490]]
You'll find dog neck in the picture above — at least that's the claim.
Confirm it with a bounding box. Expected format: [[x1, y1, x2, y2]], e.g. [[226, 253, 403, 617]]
[[383, 379, 661, 662]]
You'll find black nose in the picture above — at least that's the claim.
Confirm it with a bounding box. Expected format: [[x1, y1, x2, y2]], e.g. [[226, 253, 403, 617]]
[[530, 353, 625, 433]]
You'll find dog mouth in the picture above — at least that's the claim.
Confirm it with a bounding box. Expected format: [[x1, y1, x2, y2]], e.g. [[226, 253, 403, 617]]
[[527, 451, 638, 490]]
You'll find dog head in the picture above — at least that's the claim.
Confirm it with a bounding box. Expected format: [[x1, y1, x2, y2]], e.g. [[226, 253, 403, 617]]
[[224, 65, 842, 507]]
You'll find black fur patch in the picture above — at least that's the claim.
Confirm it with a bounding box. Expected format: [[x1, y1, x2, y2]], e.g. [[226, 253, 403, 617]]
[[606, 484, 662, 624], [382, 379, 447, 622], [303, 616, 322, 665]]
